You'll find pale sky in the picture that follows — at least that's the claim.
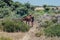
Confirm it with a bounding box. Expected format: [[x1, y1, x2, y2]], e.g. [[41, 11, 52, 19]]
[[13, 0, 60, 6]]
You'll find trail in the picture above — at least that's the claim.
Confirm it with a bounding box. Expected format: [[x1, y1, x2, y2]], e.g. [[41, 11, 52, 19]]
[[19, 21, 40, 40], [19, 13, 40, 40]]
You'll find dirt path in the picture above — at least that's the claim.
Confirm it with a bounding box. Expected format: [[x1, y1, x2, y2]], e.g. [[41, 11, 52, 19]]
[[20, 21, 40, 40]]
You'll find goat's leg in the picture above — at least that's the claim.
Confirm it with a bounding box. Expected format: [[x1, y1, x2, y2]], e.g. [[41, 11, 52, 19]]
[[31, 22, 33, 27], [26, 21, 27, 24], [28, 21, 30, 26]]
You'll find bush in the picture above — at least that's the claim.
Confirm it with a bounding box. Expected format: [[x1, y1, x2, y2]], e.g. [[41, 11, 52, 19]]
[[44, 23, 60, 37], [35, 32, 42, 37], [40, 20, 54, 28], [1, 19, 30, 32], [52, 17, 57, 23], [0, 37, 12, 40], [40, 22, 48, 28], [35, 31, 44, 37], [35, 27, 44, 37]]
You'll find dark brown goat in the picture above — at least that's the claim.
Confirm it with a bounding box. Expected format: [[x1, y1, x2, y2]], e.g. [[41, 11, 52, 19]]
[[22, 15, 34, 27]]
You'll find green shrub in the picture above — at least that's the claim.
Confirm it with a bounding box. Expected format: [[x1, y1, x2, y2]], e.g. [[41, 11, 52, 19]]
[[18, 21, 30, 32], [52, 17, 57, 23], [35, 27, 44, 37], [35, 32, 42, 37], [40, 22, 48, 28], [35, 31, 44, 37], [0, 37, 12, 40], [40, 20, 54, 28], [1, 19, 30, 32], [44, 23, 60, 37]]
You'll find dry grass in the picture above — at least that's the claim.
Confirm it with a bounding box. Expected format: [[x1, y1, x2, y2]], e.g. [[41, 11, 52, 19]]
[[0, 32, 26, 40]]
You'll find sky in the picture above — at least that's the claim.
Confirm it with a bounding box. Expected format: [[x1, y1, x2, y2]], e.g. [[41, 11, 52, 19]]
[[13, 0, 60, 6]]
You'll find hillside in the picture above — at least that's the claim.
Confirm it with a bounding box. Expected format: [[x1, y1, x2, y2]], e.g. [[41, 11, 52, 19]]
[[0, 0, 60, 40]]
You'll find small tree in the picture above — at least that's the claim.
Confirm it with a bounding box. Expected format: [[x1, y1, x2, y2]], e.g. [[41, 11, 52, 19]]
[[45, 7, 50, 12], [25, 2, 31, 9], [16, 7, 28, 16], [2, 0, 12, 6], [43, 5, 47, 9], [43, 5, 50, 12]]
